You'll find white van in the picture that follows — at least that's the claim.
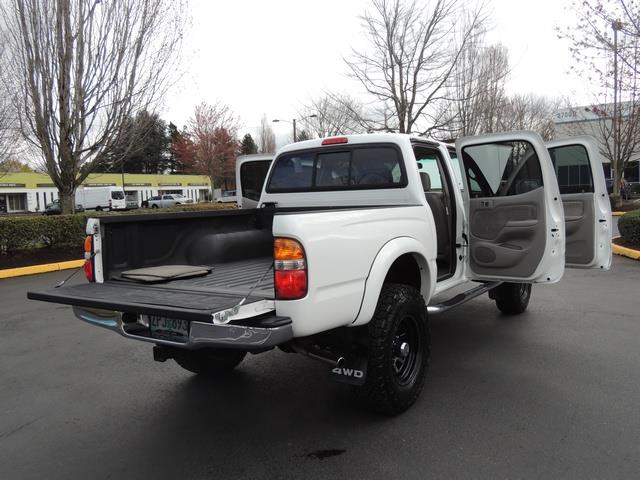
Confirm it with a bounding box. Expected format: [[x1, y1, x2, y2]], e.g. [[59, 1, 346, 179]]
[[76, 186, 127, 211]]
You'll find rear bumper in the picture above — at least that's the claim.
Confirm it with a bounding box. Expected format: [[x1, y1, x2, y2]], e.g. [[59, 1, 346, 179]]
[[72, 306, 293, 350]]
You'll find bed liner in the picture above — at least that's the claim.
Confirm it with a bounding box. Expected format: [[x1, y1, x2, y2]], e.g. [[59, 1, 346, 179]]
[[27, 257, 274, 323]]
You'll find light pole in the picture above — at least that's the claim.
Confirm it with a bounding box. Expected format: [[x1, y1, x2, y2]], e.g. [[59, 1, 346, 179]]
[[611, 19, 624, 200], [272, 114, 318, 142]]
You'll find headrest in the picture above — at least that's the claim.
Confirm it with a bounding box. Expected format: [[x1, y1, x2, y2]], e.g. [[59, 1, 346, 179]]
[[419, 172, 431, 191]]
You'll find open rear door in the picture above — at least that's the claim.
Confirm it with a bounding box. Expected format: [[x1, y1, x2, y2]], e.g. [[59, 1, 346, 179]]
[[456, 131, 565, 283], [546, 136, 612, 269]]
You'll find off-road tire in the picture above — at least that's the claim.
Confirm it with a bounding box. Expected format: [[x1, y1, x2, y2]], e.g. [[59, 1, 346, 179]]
[[352, 283, 430, 415], [174, 348, 246, 375], [491, 282, 532, 315]]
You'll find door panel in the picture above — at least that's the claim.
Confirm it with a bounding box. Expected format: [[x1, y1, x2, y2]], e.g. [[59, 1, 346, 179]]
[[562, 193, 596, 265], [546, 136, 611, 269], [456, 131, 565, 283], [469, 187, 545, 277]]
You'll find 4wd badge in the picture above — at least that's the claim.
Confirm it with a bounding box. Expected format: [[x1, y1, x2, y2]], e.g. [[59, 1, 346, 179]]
[[330, 361, 367, 386]]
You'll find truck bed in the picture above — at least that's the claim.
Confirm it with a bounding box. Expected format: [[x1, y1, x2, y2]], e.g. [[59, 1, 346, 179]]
[[28, 257, 274, 322], [28, 209, 278, 322]]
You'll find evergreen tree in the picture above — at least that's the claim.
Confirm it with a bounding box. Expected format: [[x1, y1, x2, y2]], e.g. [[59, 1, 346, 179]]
[[296, 129, 312, 142], [168, 122, 194, 173], [239, 133, 258, 155], [97, 111, 171, 174]]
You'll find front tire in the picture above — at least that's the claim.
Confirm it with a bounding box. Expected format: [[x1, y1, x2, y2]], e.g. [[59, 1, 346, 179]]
[[173, 348, 246, 375], [491, 282, 532, 315], [351, 284, 430, 415]]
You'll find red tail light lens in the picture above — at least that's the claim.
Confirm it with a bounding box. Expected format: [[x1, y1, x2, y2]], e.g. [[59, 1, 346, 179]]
[[84, 235, 95, 282], [275, 270, 307, 300], [274, 238, 307, 300]]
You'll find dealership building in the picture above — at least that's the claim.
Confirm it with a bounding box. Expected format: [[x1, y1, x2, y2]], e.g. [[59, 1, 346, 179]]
[[0, 172, 212, 214], [553, 105, 640, 183]]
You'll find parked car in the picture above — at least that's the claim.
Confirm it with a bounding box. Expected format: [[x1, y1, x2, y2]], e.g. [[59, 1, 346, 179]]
[[141, 196, 158, 208], [606, 178, 632, 199], [217, 190, 237, 203], [43, 199, 85, 215], [125, 195, 139, 210], [147, 194, 193, 208]]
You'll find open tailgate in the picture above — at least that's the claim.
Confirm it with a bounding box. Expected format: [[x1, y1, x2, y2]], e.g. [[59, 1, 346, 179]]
[[27, 281, 274, 323]]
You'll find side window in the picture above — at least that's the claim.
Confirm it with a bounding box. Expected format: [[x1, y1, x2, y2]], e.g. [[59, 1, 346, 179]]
[[548, 144, 594, 194], [415, 152, 443, 190], [461, 141, 543, 197]]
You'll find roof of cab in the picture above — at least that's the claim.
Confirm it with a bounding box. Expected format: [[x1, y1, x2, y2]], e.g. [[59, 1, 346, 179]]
[[276, 133, 448, 155]]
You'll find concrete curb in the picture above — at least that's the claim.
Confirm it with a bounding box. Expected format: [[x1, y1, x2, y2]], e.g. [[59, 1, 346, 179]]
[[0, 259, 84, 279], [612, 211, 626, 217], [612, 237, 640, 261]]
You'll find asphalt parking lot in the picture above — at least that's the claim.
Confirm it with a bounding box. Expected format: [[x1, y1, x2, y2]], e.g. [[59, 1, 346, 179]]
[[1, 256, 638, 480]]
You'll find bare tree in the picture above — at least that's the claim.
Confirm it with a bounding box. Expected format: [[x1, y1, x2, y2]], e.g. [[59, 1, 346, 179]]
[[298, 94, 363, 137], [497, 94, 558, 141], [345, 0, 487, 134], [189, 102, 239, 198], [1, 0, 185, 213], [0, 44, 18, 173], [0, 94, 18, 175], [559, 0, 640, 205], [257, 114, 276, 153], [440, 40, 510, 138]]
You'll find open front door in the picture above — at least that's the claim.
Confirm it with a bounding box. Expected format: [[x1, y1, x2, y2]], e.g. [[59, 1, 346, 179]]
[[456, 131, 565, 283], [546, 136, 612, 269]]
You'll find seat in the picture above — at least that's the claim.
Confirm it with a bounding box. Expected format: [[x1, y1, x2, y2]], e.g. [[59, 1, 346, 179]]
[[420, 172, 450, 271]]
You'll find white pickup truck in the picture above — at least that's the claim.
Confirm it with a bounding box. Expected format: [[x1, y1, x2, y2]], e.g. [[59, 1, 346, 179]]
[[29, 132, 611, 415]]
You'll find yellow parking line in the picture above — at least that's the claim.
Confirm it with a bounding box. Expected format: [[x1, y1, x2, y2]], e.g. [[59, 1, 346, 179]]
[[0, 259, 84, 279]]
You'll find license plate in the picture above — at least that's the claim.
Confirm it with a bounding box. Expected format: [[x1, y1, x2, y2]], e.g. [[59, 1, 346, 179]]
[[147, 316, 190, 343]]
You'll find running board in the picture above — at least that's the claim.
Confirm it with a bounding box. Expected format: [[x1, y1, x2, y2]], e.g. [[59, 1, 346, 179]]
[[427, 282, 502, 315]]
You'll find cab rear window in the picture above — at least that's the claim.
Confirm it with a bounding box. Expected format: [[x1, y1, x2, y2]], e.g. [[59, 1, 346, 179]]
[[266, 145, 406, 192]]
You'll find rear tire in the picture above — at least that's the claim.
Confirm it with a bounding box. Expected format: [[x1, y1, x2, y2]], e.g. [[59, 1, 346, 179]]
[[95, 206, 103, 212], [151, 204, 158, 209], [491, 282, 531, 315], [351, 284, 430, 415], [174, 348, 246, 375]]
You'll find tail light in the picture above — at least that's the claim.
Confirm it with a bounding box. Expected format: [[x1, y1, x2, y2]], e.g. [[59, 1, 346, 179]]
[[274, 238, 307, 300], [84, 235, 95, 282]]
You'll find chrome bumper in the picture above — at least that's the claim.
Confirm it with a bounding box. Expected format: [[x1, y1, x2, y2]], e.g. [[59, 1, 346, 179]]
[[72, 306, 293, 350]]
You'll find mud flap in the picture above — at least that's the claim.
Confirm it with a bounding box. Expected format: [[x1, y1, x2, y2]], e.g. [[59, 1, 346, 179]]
[[329, 356, 367, 386]]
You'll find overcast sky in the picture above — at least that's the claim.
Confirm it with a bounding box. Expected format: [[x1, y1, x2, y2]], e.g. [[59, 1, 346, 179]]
[[164, 0, 591, 141]]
